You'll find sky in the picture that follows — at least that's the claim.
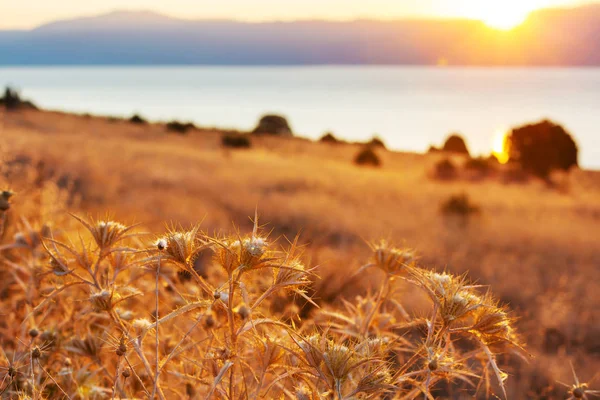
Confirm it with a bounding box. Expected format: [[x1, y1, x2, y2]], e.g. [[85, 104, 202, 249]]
[[0, 0, 594, 30]]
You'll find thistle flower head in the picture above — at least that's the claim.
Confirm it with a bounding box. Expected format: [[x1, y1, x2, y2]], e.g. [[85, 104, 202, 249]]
[[49, 255, 70, 276], [132, 318, 153, 332], [89, 289, 117, 312], [243, 236, 268, 257], [213, 234, 271, 274], [76, 216, 132, 250], [274, 258, 310, 290], [471, 306, 512, 340], [323, 342, 355, 382], [297, 334, 325, 370], [354, 366, 394, 395], [369, 240, 416, 275], [158, 225, 206, 267], [441, 290, 482, 325], [559, 362, 600, 400]]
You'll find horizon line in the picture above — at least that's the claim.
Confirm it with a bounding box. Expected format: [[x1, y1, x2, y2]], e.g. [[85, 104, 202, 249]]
[[2, 3, 596, 31]]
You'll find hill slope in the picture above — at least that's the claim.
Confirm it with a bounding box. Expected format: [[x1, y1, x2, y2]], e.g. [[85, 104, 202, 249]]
[[1, 5, 600, 65]]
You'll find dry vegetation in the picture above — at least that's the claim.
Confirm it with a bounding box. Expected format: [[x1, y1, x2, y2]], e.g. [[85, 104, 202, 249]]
[[1, 109, 599, 398]]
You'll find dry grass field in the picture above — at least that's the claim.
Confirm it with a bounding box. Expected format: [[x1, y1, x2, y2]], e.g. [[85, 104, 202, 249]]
[[1, 109, 599, 398]]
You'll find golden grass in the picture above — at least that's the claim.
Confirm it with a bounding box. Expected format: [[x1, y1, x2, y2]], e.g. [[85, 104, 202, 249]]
[[1, 109, 599, 398]]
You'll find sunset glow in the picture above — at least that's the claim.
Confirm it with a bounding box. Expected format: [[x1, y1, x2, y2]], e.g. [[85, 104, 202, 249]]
[[468, 0, 572, 30], [481, 8, 530, 30], [492, 130, 510, 164]]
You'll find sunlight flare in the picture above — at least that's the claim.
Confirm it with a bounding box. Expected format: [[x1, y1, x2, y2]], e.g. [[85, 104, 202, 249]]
[[472, 0, 550, 30], [492, 129, 510, 164]]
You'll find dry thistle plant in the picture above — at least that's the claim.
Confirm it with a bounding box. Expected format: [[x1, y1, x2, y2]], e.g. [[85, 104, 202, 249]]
[[1, 189, 587, 399]]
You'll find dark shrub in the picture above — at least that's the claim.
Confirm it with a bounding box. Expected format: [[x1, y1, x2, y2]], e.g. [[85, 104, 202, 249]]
[[166, 121, 195, 134], [433, 158, 457, 180], [320, 132, 340, 144], [129, 114, 147, 124], [428, 145, 441, 153], [354, 147, 381, 167], [107, 116, 122, 123], [252, 114, 293, 136], [507, 120, 578, 178], [464, 157, 494, 177], [368, 136, 386, 149], [441, 193, 480, 217], [222, 133, 251, 149], [0, 87, 37, 111], [442, 134, 470, 156], [502, 164, 529, 184]]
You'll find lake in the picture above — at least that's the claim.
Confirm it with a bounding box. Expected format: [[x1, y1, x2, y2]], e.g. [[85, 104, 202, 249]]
[[1, 66, 599, 169]]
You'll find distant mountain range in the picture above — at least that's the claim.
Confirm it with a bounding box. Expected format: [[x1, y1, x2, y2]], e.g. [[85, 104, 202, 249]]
[[1, 5, 600, 66]]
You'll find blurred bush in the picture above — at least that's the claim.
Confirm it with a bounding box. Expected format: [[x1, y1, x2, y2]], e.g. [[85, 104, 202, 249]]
[[433, 158, 457, 180], [320, 132, 340, 144], [367, 135, 386, 149], [506, 120, 578, 178], [222, 133, 251, 148], [252, 114, 293, 136], [440, 192, 480, 217], [129, 114, 147, 124], [464, 156, 495, 179], [166, 120, 195, 134], [442, 133, 470, 156], [354, 146, 381, 167], [0, 86, 37, 111]]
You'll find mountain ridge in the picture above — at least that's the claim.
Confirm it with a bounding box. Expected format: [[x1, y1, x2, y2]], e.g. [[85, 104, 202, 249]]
[[1, 6, 600, 66]]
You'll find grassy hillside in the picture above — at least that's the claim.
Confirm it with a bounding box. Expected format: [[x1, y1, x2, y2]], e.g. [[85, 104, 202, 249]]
[[1, 109, 599, 398]]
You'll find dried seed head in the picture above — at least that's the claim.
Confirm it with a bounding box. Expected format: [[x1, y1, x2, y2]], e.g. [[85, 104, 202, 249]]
[[116, 338, 127, 357], [132, 318, 153, 332], [122, 367, 131, 378], [323, 343, 355, 381], [28, 328, 39, 338], [355, 367, 393, 395], [298, 334, 325, 370], [236, 304, 251, 320], [427, 357, 439, 371], [202, 310, 216, 329], [274, 259, 310, 290], [89, 289, 116, 312], [472, 307, 512, 339], [89, 220, 130, 249], [177, 269, 192, 282], [116, 308, 134, 321], [295, 385, 312, 400], [64, 358, 72, 367], [31, 346, 41, 359], [243, 237, 267, 257], [573, 386, 586, 398], [0, 190, 13, 211], [371, 240, 416, 275], [215, 235, 270, 274], [441, 290, 481, 325], [156, 238, 167, 251], [160, 227, 204, 266], [49, 255, 70, 276], [214, 239, 241, 273]]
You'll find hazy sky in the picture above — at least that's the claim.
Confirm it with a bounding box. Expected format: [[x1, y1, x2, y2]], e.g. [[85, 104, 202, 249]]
[[1, 0, 594, 29]]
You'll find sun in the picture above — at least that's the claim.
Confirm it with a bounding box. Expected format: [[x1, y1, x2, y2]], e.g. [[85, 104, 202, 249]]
[[492, 129, 510, 164], [483, 11, 528, 30], [474, 1, 544, 30]]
